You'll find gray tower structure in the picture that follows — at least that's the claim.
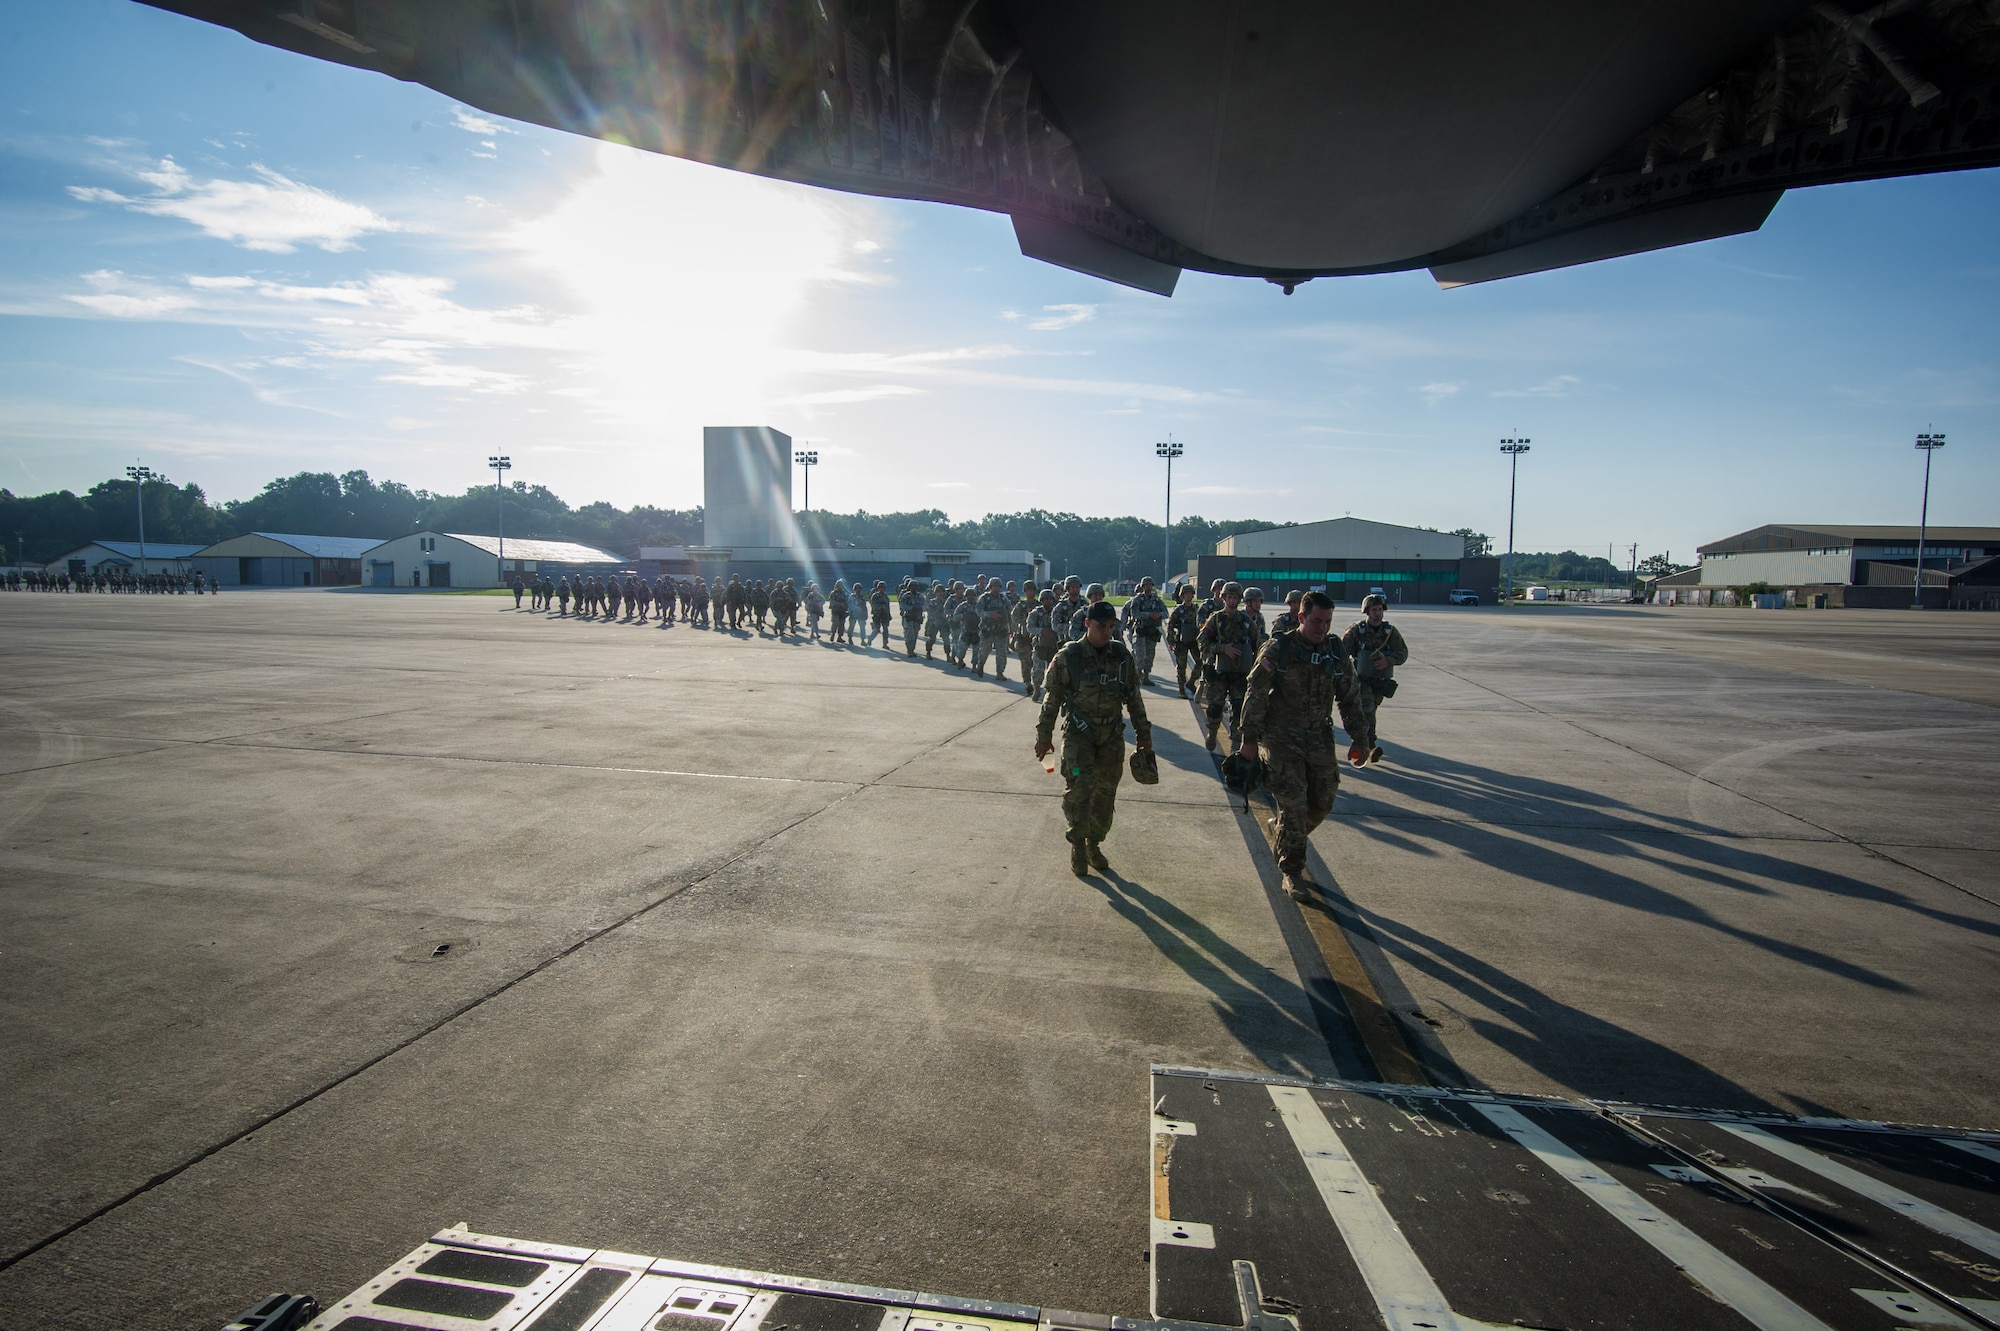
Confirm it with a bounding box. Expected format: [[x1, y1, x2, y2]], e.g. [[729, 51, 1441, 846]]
[[702, 426, 793, 548]]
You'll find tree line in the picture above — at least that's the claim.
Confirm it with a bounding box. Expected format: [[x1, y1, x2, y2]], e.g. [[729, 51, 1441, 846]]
[[3, 468, 1628, 585], [0, 468, 1287, 578]]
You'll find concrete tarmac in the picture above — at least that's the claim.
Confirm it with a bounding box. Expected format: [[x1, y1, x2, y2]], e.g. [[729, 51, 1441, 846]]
[[0, 594, 1995, 1329]]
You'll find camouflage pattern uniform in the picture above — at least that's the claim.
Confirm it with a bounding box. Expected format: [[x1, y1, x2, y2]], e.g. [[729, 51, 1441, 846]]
[[1164, 595, 1202, 698], [870, 583, 893, 647], [1026, 593, 1061, 700], [1008, 586, 1035, 682], [1341, 610, 1409, 758], [1242, 628, 1369, 881], [974, 587, 1011, 679], [1198, 599, 1259, 749], [828, 582, 849, 642], [1121, 587, 1168, 682], [923, 580, 948, 656], [899, 580, 925, 656], [953, 592, 981, 669], [1035, 631, 1152, 869]]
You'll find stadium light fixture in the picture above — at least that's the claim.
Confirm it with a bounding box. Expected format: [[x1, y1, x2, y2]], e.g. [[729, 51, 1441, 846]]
[[1499, 439, 1531, 606], [125, 463, 156, 572], [1914, 431, 1945, 609], [489, 455, 512, 580], [1156, 436, 1184, 589]]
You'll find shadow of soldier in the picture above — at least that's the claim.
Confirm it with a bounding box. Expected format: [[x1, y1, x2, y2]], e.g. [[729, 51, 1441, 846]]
[[1092, 869, 1331, 1079]]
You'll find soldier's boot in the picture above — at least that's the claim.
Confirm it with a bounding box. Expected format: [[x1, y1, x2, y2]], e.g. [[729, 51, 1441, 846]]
[[1281, 869, 1313, 901], [1087, 842, 1110, 872], [1070, 840, 1090, 877], [1204, 718, 1220, 751], [1370, 744, 1386, 764]]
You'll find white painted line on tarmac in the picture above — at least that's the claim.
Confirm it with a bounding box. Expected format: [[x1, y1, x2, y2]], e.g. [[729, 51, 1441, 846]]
[[1266, 1084, 1470, 1331], [1720, 1124, 2000, 1260], [1475, 1103, 1837, 1331]]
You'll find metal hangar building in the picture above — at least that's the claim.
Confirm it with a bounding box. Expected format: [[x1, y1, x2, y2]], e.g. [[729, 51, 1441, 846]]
[[1187, 517, 1497, 606]]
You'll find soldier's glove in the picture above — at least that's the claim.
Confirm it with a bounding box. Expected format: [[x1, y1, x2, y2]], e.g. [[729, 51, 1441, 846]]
[[1348, 744, 1369, 766]]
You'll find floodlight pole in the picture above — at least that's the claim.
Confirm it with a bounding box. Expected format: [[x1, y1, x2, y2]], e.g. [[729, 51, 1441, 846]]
[[125, 463, 156, 572], [488, 455, 511, 580], [1913, 431, 1945, 609], [795, 449, 818, 517], [1499, 439, 1530, 606], [1156, 435, 1183, 589]]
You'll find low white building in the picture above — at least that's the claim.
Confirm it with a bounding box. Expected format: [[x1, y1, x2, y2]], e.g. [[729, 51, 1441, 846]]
[[50, 540, 206, 578], [359, 532, 625, 589]]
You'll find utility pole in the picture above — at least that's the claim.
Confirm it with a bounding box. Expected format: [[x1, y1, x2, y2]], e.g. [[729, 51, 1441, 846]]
[[1499, 439, 1530, 605], [795, 449, 818, 519], [1156, 435, 1183, 589], [125, 463, 156, 573], [488, 455, 511, 581], [1913, 430, 1945, 609]]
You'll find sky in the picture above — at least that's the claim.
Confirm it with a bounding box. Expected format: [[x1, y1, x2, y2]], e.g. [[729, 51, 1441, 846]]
[[1, 1, 1995, 565]]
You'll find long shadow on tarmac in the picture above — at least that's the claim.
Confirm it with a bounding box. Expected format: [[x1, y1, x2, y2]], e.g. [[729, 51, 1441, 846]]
[[1335, 745, 2000, 990], [1312, 876, 1780, 1111], [1089, 870, 1329, 1079]]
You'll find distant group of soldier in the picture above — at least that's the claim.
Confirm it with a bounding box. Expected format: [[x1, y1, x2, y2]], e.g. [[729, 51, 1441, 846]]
[[505, 564, 1409, 893], [6, 567, 216, 594]]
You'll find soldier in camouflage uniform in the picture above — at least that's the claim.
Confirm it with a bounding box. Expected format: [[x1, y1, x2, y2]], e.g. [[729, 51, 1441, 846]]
[[1272, 589, 1304, 636], [1196, 579, 1225, 626], [953, 588, 982, 669], [899, 578, 925, 656], [1068, 582, 1108, 641], [828, 580, 849, 643], [1121, 577, 1168, 685], [1164, 583, 1202, 698], [974, 581, 1011, 680], [770, 579, 793, 635], [923, 579, 948, 657], [1008, 582, 1036, 683], [1034, 601, 1154, 877], [1241, 590, 1371, 900], [1243, 587, 1270, 656], [1025, 588, 1063, 701], [1198, 582, 1259, 751], [1341, 593, 1408, 763], [1051, 576, 1084, 641], [869, 581, 892, 648]]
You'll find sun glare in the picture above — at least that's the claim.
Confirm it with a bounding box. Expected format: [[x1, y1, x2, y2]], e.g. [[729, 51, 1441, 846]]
[[506, 143, 876, 444]]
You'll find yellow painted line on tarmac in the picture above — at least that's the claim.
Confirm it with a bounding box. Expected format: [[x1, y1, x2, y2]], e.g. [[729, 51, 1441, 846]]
[[1293, 892, 1430, 1086], [1248, 795, 1429, 1085]]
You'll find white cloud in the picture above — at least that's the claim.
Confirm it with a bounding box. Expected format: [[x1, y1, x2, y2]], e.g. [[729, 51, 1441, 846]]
[[451, 108, 509, 135], [927, 480, 971, 488], [1492, 374, 1583, 398], [1419, 380, 1465, 405], [775, 385, 922, 407], [1029, 303, 1096, 331], [68, 157, 400, 252], [63, 270, 194, 318]]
